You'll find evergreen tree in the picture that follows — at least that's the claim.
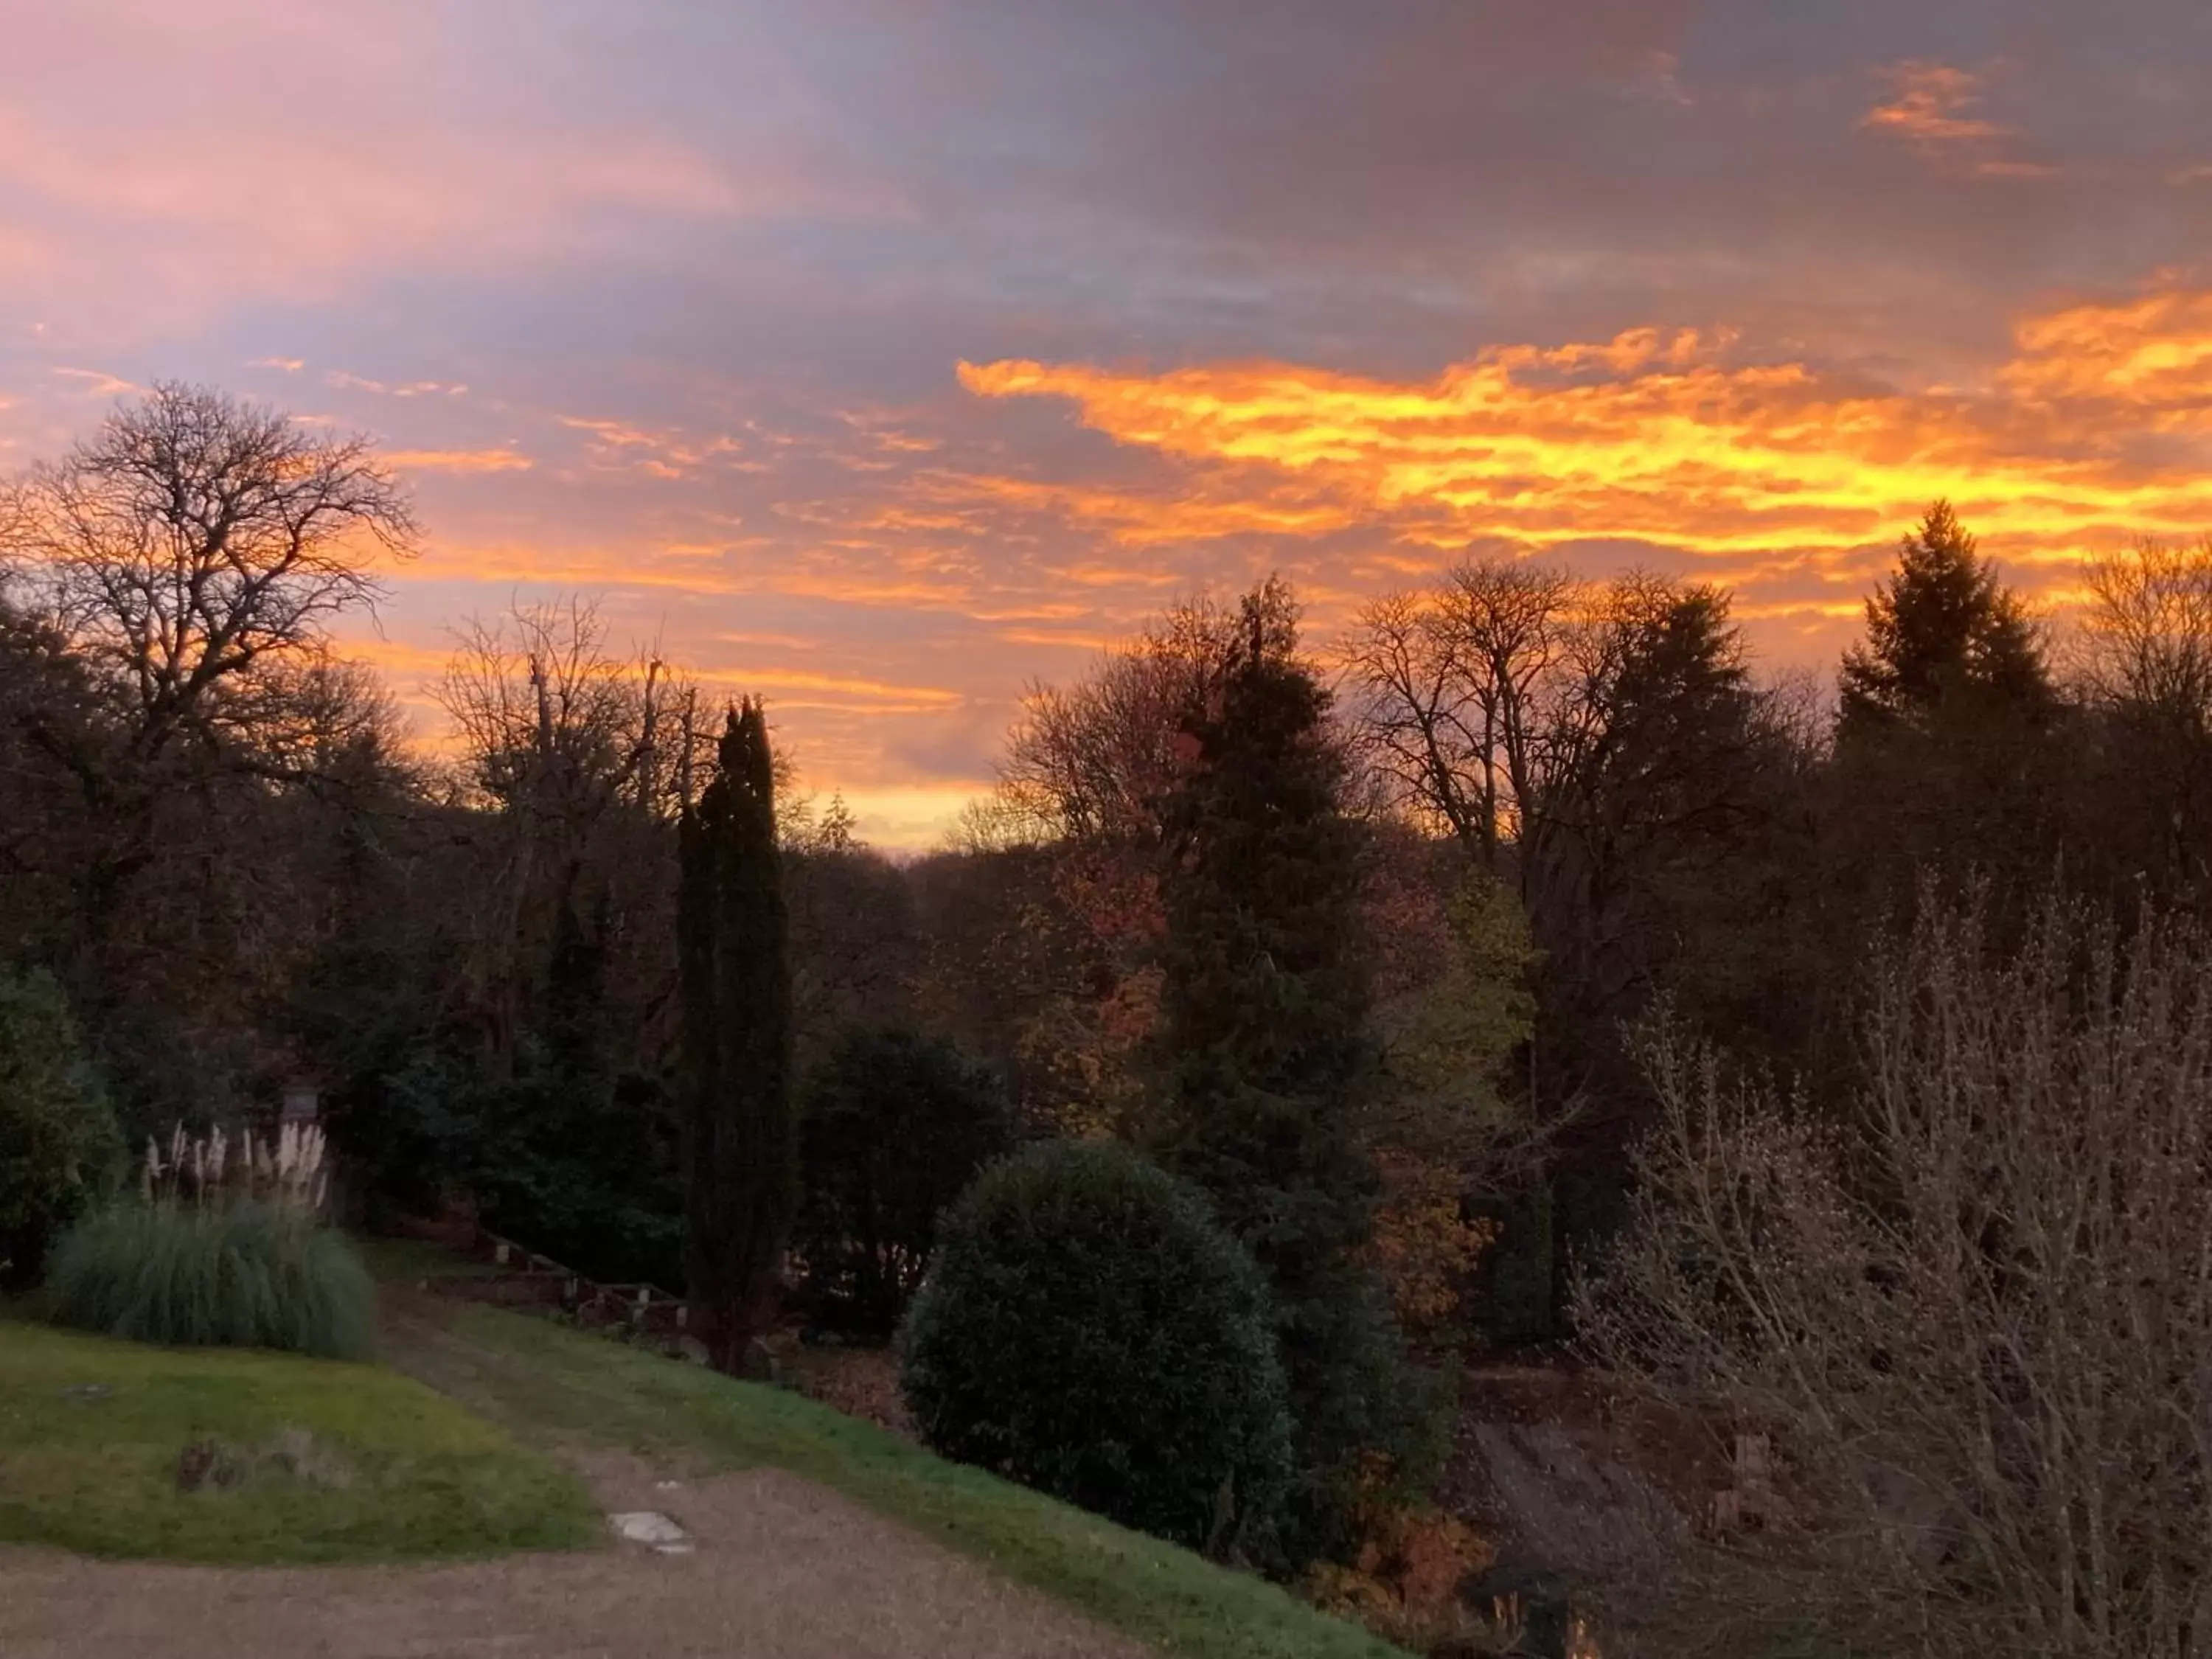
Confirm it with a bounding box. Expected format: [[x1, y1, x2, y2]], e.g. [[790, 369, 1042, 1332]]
[[678, 700, 796, 1374], [1837, 500, 2053, 741], [0, 966, 120, 1287], [1830, 503, 2070, 930], [1149, 578, 1428, 1562], [469, 897, 684, 1287]]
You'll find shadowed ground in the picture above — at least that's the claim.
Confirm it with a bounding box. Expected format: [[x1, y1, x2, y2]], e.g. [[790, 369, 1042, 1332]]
[[0, 1453, 1141, 1659], [0, 1284, 1400, 1659]]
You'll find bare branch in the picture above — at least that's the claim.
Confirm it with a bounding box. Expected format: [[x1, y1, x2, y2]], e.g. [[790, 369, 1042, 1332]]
[[0, 382, 417, 761]]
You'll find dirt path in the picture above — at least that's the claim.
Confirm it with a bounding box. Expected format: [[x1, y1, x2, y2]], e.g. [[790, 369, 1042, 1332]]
[[0, 1454, 1145, 1659]]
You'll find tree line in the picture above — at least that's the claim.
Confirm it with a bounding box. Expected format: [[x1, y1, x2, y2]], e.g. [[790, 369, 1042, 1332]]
[[6, 384, 2212, 1630]]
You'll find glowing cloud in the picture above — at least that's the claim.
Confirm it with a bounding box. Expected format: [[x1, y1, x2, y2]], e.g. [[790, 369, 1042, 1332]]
[[1862, 60, 2009, 148], [50, 367, 142, 397], [383, 448, 534, 474], [958, 286, 2212, 571]]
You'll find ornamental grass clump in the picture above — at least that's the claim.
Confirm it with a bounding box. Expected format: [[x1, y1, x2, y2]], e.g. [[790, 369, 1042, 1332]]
[[44, 1121, 373, 1360], [139, 1120, 332, 1214]]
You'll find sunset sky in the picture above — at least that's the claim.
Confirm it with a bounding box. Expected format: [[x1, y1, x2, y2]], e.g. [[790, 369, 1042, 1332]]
[[2, 1, 2208, 846]]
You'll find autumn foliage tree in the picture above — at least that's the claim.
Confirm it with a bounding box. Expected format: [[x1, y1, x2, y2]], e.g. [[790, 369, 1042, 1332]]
[[1345, 564, 1805, 1331]]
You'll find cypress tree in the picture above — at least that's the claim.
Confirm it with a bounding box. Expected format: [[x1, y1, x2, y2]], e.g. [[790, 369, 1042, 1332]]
[[1150, 579, 1426, 1562], [678, 700, 796, 1374]]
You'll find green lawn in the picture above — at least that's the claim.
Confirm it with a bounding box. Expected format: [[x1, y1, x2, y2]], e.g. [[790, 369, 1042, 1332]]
[[380, 1286, 1407, 1659], [0, 1321, 598, 1564]]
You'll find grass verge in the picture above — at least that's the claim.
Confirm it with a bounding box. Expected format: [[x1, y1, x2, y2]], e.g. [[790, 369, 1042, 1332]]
[[0, 1320, 598, 1564], [378, 1285, 1406, 1659]]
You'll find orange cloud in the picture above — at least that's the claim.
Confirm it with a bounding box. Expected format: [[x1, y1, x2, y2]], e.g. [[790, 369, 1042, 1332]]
[[343, 634, 965, 713], [383, 448, 534, 473], [2000, 289, 2212, 420], [957, 284, 2212, 571], [327, 372, 467, 397], [926, 470, 1358, 548], [1862, 61, 2009, 148], [692, 665, 966, 713], [51, 367, 142, 397], [559, 416, 745, 479]]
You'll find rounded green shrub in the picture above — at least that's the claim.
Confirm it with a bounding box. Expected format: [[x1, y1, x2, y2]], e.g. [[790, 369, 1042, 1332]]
[[44, 1201, 375, 1360], [897, 1140, 1292, 1555], [0, 967, 121, 1287]]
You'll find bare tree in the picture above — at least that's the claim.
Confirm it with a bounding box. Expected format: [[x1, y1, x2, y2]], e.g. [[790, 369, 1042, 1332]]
[[226, 652, 415, 790], [2076, 537, 2212, 716], [439, 597, 681, 818], [1340, 558, 1579, 870], [1579, 894, 2212, 1659], [2073, 538, 2212, 894], [1346, 563, 1796, 1048], [0, 383, 419, 955], [435, 597, 706, 1065], [1, 383, 417, 762]]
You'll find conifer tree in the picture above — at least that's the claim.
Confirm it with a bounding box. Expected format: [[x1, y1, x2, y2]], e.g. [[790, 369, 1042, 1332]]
[[678, 700, 796, 1374], [1838, 499, 2053, 741], [1150, 578, 1425, 1560]]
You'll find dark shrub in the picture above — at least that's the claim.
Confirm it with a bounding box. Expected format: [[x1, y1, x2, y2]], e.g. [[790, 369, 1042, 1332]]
[[469, 1047, 684, 1290], [350, 1037, 684, 1290], [796, 1027, 1014, 1335], [898, 1140, 1292, 1555], [0, 967, 121, 1287], [45, 1201, 375, 1360]]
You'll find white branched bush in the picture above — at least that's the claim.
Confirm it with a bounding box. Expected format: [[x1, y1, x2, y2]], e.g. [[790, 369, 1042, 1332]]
[[1578, 895, 2212, 1659], [140, 1120, 329, 1215], [49, 1117, 367, 1358]]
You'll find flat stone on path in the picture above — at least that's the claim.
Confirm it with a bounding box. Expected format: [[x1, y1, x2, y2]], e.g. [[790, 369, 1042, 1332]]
[[608, 1509, 693, 1554]]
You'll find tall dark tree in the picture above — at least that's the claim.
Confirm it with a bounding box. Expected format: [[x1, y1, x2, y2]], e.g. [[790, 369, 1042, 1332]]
[[1150, 579, 1427, 1560], [678, 700, 796, 1374], [1522, 578, 1818, 1317], [1837, 499, 2053, 740], [1828, 503, 2070, 938]]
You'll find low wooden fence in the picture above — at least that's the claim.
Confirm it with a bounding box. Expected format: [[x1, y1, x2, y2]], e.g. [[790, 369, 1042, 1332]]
[[438, 1224, 700, 1358]]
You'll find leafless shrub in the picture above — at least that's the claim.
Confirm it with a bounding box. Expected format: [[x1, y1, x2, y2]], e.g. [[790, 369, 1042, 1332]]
[[1577, 895, 2212, 1659]]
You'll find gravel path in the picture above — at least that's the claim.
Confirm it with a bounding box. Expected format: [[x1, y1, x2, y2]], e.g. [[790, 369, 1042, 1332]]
[[0, 1455, 1144, 1659]]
